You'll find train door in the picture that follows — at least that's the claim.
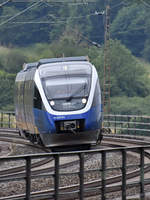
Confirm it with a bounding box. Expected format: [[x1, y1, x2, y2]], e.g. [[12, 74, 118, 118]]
[[15, 72, 28, 130], [29, 68, 36, 133], [24, 68, 35, 134]]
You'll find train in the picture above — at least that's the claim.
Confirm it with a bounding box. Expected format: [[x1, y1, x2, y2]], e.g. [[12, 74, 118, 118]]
[[14, 56, 103, 148]]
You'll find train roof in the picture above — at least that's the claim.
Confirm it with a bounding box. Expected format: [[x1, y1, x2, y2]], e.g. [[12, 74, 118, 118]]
[[22, 56, 89, 71], [38, 56, 89, 66], [23, 62, 38, 71]]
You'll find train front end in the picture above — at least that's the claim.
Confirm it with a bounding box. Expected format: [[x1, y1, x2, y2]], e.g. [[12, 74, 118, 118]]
[[34, 57, 103, 147]]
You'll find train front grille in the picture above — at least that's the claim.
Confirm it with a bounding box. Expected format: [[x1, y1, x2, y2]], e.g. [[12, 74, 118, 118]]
[[55, 119, 84, 134]]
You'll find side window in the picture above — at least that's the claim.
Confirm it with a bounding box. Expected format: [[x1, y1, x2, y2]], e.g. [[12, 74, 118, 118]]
[[92, 80, 101, 107], [34, 86, 42, 109]]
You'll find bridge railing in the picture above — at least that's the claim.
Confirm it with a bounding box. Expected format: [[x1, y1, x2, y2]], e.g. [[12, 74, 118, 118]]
[[0, 111, 16, 129], [1, 111, 150, 136], [103, 114, 150, 136], [0, 146, 149, 200]]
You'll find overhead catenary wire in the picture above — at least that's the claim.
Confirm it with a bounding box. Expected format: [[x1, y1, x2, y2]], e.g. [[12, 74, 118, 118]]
[[110, 1, 124, 9], [42, 1, 92, 6], [0, 0, 103, 47], [140, 0, 150, 8], [0, 0, 43, 26], [5, 11, 103, 24], [1, 0, 96, 3], [71, 28, 101, 48], [0, 0, 12, 7], [0, 15, 13, 18], [0, 0, 101, 27]]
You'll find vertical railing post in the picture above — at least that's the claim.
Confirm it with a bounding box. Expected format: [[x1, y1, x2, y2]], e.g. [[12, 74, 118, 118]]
[[54, 155, 60, 200], [108, 114, 110, 128], [8, 113, 11, 128], [114, 115, 116, 134], [148, 117, 150, 136], [134, 117, 136, 135], [101, 151, 106, 200], [121, 115, 123, 130], [26, 156, 31, 200], [122, 149, 127, 200], [127, 116, 130, 135], [140, 147, 145, 200], [14, 112, 17, 129], [79, 153, 84, 200], [1, 112, 3, 128]]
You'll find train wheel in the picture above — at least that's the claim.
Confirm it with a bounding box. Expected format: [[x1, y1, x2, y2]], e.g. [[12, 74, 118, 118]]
[[36, 135, 44, 146], [28, 134, 37, 144]]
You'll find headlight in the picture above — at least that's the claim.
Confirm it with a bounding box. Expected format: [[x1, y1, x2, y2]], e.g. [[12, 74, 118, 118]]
[[50, 100, 55, 106], [82, 98, 87, 104]]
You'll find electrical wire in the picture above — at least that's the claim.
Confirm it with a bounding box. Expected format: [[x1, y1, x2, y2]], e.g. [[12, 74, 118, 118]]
[[0, 15, 13, 18], [10, 21, 65, 24], [111, 1, 124, 9], [0, 0, 11, 7], [42, 1, 93, 7], [140, 0, 150, 8], [0, 0, 99, 26], [69, 28, 101, 48], [3, 0, 96, 3], [0, 0, 101, 48], [5, 11, 102, 24], [0, 0, 43, 26]]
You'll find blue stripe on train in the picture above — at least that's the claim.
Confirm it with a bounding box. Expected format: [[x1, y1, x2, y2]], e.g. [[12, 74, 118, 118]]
[[34, 104, 102, 134]]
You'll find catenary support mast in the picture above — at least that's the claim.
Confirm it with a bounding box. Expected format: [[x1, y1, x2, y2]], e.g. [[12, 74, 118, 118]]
[[103, 0, 111, 113]]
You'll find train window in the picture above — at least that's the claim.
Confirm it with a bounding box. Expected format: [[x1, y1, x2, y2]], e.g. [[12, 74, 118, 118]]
[[92, 80, 101, 107], [43, 77, 89, 99], [39, 63, 92, 78], [34, 86, 42, 109], [41, 65, 91, 98], [39, 63, 92, 111]]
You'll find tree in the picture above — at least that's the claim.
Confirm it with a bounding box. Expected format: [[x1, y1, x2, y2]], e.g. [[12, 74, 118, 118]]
[[111, 95, 150, 115], [0, 49, 27, 73], [0, 71, 15, 110], [0, 2, 51, 46], [111, 4, 147, 57], [92, 40, 150, 97]]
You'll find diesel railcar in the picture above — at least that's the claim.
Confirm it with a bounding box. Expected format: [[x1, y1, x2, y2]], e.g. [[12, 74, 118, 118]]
[[14, 56, 103, 148]]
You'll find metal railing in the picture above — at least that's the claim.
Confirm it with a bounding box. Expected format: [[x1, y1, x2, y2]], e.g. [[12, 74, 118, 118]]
[[104, 114, 150, 136], [1, 112, 150, 199], [1, 111, 150, 137], [0, 146, 150, 200], [0, 111, 16, 129]]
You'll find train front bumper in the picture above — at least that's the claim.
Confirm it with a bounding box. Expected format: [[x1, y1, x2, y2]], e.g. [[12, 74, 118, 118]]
[[40, 129, 101, 147]]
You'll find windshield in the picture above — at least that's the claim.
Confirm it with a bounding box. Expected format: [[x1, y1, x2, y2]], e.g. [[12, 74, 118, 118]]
[[39, 63, 92, 111]]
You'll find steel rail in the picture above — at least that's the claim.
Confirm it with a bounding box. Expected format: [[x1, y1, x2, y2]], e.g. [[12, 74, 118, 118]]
[[1, 112, 150, 199], [0, 130, 144, 179]]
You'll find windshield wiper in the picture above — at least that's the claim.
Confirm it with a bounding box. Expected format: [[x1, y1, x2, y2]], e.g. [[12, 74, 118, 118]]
[[66, 83, 87, 102]]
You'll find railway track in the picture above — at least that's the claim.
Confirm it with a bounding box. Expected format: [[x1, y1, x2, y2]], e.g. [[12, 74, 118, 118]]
[[0, 128, 150, 199]]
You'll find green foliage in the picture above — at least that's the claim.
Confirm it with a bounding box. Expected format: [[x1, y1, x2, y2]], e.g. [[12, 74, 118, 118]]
[[110, 1, 150, 61], [92, 40, 150, 97], [0, 3, 51, 46], [0, 0, 150, 61], [0, 48, 27, 73], [111, 95, 150, 115], [24, 43, 55, 61], [1, 0, 150, 115], [0, 37, 149, 115], [111, 4, 147, 57], [0, 71, 15, 111], [110, 40, 150, 97]]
